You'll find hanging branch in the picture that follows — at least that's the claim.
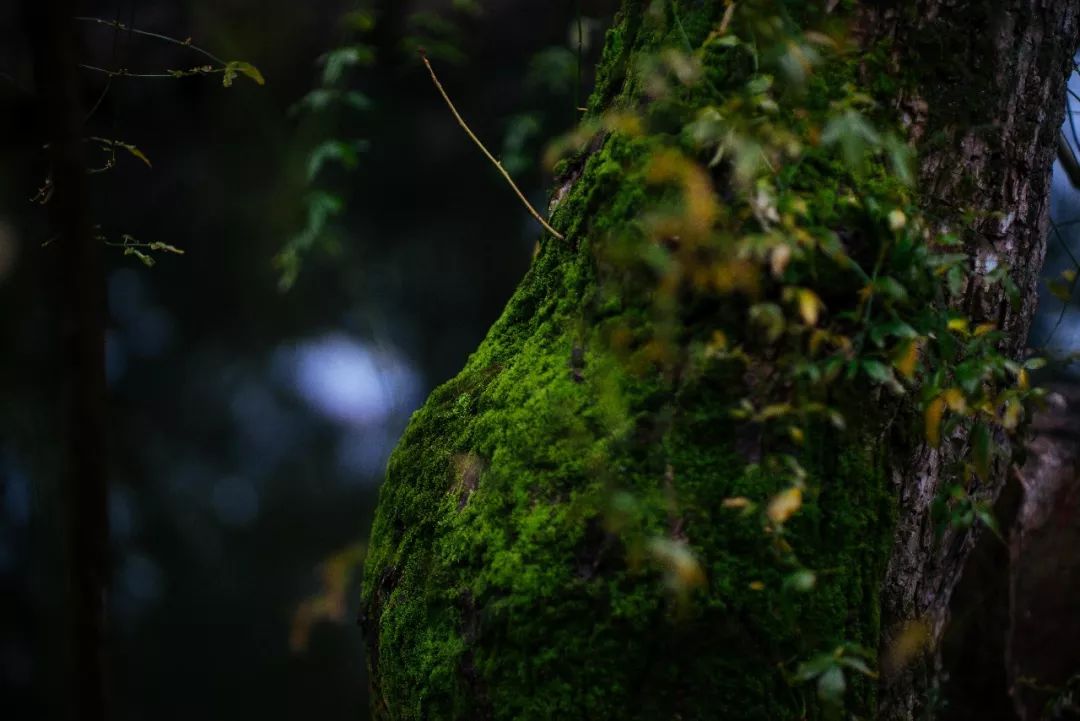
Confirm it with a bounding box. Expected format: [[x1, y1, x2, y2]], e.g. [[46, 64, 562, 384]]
[[73, 17, 264, 87], [420, 50, 565, 241]]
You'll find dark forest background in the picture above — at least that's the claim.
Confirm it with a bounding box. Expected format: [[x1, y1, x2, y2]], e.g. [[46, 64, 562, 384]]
[[0, 2, 1077, 720]]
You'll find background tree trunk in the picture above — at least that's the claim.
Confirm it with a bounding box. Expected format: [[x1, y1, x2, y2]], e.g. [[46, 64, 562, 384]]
[[25, 1, 110, 720], [361, 2, 1078, 719]]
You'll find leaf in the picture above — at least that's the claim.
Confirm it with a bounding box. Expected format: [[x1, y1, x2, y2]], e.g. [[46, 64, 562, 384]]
[[838, 655, 877, 678], [115, 141, 152, 168], [767, 486, 803, 525], [946, 317, 969, 334], [750, 303, 785, 344], [821, 109, 881, 170], [796, 288, 822, 326], [893, 338, 921, 380], [785, 569, 817, 592], [320, 45, 375, 86], [306, 140, 368, 181], [148, 241, 185, 255], [123, 247, 155, 267], [795, 654, 835, 682], [874, 276, 908, 301], [975, 505, 1003, 541], [817, 666, 846, 703], [862, 360, 893, 385], [290, 88, 371, 115], [925, 396, 946, 448], [222, 61, 265, 87]]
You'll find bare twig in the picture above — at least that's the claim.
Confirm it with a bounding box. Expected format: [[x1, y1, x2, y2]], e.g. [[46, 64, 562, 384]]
[[74, 16, 227, 66], [420, 51, 565, 241]]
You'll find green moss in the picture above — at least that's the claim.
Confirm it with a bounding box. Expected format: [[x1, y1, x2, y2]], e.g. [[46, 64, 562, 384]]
[[361, 3, 904, 719]]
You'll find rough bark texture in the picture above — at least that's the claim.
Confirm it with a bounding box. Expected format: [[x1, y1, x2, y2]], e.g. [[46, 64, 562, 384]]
[[869, 3, 1079, 718], [361, 2, 1078, 719]]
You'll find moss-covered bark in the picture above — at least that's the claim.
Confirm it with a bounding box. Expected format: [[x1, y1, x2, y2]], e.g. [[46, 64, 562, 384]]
[[361, 2, 1078, 719]]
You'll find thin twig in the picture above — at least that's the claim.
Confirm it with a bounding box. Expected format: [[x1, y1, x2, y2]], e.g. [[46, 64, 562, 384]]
[[74, 16, 227, 66], [420, 50, 564, 241], [718, 2, 737, 35], [79, 63, 180, 79]]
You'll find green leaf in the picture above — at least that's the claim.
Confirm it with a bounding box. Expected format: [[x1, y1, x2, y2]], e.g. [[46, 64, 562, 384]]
[[749, 303, 785, 344], [147, 241, 185, 255], [306, 140, 368, 181], [862, 360, 894, 385], [838, 656, 876, 677], [290, 89, 371, 116], [785, 569, 817, 592], [874, 276, 908, 302], [821, 109, 881, 170], [975, 505, 1003, 541], [123, 247, 155, 268], [817, 666, 846, 703], [222, 61, 265, 87], [320, 45, 375, 86], [794, 654, 835, 682]]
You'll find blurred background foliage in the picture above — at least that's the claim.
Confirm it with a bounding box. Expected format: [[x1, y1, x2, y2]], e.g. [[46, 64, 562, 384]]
[[0, 0, 1077, 719], [0, 1, 615, 718]]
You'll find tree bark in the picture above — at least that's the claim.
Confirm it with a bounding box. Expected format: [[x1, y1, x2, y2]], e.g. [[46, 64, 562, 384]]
[[361, 2, 1079, 719]]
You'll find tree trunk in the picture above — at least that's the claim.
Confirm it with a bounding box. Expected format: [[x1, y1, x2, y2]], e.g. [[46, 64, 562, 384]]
[[361, 2, 1078, 719], [26, 2, 110, 720]]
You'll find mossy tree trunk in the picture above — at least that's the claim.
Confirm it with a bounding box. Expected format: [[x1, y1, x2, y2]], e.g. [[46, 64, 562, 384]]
[[361, 2, 1078, 719]]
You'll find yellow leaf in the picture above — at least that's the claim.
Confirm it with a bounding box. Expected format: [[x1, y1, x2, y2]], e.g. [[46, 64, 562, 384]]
[[942, 388, 967, 412], [223, 60, 266, 87], [789, 426, 805, 445], [888, 209, 907, 231], [117, 141, 152, 168], [1017, 368, 1029, 390], [893, 338, 921, 380], [648, 537, 706, 592], [1002, 399, 1022, 430], [973, 323, 996, 337], [723, 496, 752, 509], [925, 396, 945, 447], [946, 317, 969, 334], [767, 486, 803, 525], [798, 288, 822, 326], [748, 580, 766, 591]]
